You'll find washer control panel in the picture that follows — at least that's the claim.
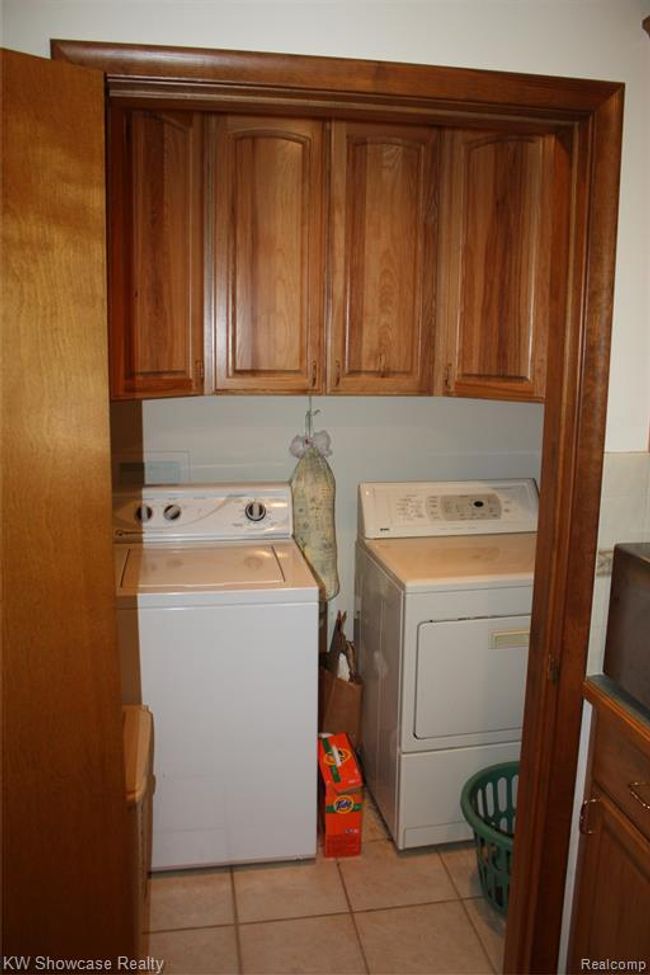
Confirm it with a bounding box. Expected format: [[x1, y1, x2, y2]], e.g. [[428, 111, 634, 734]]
[[113, 482, 292, 542], [245, 500, 267, 523], [359, 479, 538, 538]]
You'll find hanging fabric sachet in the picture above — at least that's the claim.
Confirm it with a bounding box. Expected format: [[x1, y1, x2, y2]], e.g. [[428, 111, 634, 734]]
[[289, 405, 340, 601]]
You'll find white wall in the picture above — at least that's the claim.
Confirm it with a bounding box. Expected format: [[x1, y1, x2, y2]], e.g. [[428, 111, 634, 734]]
[[111, 395, 544, 624], [2, 0, 649, 451]]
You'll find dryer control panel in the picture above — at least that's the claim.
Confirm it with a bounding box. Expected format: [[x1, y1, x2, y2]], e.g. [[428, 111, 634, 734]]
[[359, 479, 538, 538]]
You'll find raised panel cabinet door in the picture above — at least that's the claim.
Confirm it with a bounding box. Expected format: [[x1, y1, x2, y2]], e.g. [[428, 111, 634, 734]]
[[212, 116, 325, 393], [328, 121, 437, 394], [568, 793, 650, 972], [109, 107, 204, 399], [437, 129, 557, 401]]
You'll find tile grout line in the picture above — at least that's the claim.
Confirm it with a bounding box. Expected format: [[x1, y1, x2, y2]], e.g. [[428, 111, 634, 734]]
[[335, 858, 371, 975], [438, 848, 499, 974], [347, 894, 482, 917], [229, 866, 244, 975], [231, 893, 480, 927], [458, 897, 499, 975], [148, 921, 236, 935], [437, 847, 464, 901]]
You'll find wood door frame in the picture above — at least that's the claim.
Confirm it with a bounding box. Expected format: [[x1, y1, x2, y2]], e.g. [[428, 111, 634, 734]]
[[52, 40, 624, 974]]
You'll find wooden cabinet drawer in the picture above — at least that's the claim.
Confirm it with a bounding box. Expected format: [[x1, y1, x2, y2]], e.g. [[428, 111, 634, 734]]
[[592, 713, 650, 842]]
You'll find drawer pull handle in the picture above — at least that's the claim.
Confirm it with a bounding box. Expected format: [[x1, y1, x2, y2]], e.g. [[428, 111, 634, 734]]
[[628, 782, 650, 811]]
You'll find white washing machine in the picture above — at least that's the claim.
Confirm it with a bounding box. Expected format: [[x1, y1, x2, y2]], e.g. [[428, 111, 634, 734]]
[[113, 482, 319, 870], [355, 478, 538, 849]]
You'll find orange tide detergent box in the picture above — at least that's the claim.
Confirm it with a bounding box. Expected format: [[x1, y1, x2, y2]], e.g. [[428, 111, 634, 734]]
[[318, 733, 363, 857]]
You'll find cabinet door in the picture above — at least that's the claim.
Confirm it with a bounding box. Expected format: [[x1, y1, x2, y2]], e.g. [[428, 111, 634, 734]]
[[328, 121, 437, 394], [3, 48, 134, 957], [436, 129, 556, 401], [212, 116, 324, 393], [108, 107, 204, 399], [569, 793, 650, 970]]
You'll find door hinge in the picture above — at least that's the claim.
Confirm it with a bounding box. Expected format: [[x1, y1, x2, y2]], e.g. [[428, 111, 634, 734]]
[[195, 359, 205, 381], [443, 362, 453, 393], [579, 797, 599, 835]]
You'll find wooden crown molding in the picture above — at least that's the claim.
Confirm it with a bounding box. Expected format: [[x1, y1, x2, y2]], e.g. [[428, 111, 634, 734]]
[[51, 39, 621, 120]]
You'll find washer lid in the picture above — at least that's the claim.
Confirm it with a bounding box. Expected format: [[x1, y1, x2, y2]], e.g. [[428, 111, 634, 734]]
[[115, 540, 318, 603], [361, 532, 536, 591], [121, 543, 286, 590]]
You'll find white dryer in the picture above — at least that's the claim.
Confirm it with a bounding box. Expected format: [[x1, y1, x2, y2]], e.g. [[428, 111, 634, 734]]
[[355, 479, 537, 849], [113, 482, 319, 870]]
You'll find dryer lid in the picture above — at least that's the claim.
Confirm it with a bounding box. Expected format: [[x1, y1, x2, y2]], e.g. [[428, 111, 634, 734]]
[[361, 532, 536, 591]]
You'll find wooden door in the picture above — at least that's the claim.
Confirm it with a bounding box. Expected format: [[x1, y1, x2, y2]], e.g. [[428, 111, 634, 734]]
[[436, 129, 556, 401], [212, 115, 325, 393], [109, 106, 205, 398], [327, 120, 436, 394], [568, 793, 650, 970], [1, 50, 134, 958]]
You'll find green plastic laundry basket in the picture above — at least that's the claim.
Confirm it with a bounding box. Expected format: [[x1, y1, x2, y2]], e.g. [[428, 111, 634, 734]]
[[460, 761, 519, 915]]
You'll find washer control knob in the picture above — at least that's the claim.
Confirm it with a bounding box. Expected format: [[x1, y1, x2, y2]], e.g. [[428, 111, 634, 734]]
[[134, 504, 153, 523], [245, 500, 267, 522], [164, 504, 182, 521]]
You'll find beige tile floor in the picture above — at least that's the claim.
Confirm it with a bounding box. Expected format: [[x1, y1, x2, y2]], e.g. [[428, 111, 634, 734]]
[[146, 798, 506, 974]]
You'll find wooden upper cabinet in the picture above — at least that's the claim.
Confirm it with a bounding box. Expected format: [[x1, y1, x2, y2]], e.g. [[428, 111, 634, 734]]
[[211, 116, 325, 393], [327, 121, 437, 394], [108, 107, 205, 399], [107, 108, 562, 401], [436, 129, 556, 401]]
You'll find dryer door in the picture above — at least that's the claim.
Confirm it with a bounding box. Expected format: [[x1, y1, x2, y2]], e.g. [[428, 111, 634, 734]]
[[414, 615, 530, 745]]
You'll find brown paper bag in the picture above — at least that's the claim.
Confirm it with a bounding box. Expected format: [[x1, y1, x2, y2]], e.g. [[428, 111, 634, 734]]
[[318, 611, 363, 748], [318, 667, 363, 749]]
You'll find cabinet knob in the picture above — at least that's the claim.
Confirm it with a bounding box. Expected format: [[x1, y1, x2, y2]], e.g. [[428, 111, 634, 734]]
[[334, 360, 341, 387], [444, 362, 453, 393], [378, 352, 388, 378], [311, 360, 317, 387]]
